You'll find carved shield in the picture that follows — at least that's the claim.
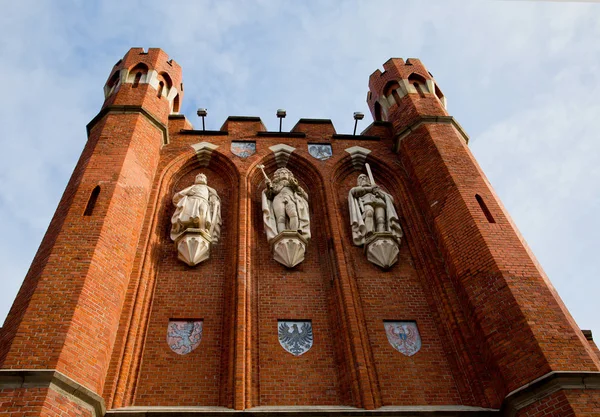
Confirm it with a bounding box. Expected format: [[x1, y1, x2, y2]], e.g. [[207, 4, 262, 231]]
[[384, 321, 421, 356], [308, 144, 332, 161], [231, 141, 256, 158], [167, 320, 203, 355], [278, 321, 313, 356]]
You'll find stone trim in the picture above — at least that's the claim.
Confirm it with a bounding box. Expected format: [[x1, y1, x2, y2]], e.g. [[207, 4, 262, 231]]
[[392, 116, 469, 152], [333, 134, 380, 141], [345, 146, 372, 170], [269, 144, 296, 168], [107, 405, 497, 416], [0, 369, 105, 417], [501, 371, 600, 417], [190, 142, 219, 167], [180, 129, 229, 136], [87, 105, 169, 146], [257, 132, 306, 138]]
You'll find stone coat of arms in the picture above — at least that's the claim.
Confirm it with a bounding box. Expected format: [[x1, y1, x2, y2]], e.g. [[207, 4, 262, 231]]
[[167, 320, 203, 355], [308, 144, 332, 161], [231, 141, 256, 158], [384, 321, 421, 356], [278, 321, 313, 356]]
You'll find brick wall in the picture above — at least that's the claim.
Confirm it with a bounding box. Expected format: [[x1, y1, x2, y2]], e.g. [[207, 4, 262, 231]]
[[2, 50, 600, 416]]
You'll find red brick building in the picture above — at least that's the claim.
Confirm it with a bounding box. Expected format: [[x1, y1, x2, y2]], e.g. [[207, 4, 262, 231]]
[[0, 48, 599, 416]]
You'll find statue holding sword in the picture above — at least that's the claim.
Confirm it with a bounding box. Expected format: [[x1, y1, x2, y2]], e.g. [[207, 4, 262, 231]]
[[348, 164, 402, 246]]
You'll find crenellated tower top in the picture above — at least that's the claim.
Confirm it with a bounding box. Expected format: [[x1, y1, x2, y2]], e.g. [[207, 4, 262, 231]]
[[103, 47, 184, 115], [367, 58, 447, 126]]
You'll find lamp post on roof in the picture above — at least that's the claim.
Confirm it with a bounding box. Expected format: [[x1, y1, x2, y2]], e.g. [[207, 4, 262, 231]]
[[277, 109, 286, 132], [197, 108, 207, 131], [353, 112, 364, 136]]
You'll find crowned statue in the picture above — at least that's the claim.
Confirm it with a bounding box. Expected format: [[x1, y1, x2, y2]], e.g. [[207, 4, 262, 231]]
[[259, 165, 310, 268], [348, 165, 403, 269], [170, 173, 222, 266]]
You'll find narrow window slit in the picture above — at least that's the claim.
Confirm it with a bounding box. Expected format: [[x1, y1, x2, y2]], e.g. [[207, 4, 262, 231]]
[[84, 186, 100, 216], [476, 194, 495, 223], [414, 82, 425, 98], [133, 72, 142, 88]]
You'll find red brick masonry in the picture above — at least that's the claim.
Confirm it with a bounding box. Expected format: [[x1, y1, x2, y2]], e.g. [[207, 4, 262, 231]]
[[0, 49, 598, 416]]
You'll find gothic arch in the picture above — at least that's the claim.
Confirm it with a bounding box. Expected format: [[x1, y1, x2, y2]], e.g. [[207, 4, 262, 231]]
[[245, 152, 350, 407], [107, 147, 240, 409]]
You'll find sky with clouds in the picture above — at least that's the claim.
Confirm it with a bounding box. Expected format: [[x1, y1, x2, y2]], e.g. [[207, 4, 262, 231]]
[[0, 0, 598, 342]]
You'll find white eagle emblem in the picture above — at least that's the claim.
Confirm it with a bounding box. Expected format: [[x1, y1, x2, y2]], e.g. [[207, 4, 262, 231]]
[[278, 321, 313, 356]]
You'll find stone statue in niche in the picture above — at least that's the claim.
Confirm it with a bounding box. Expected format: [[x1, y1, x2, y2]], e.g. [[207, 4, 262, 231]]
[[348, 164, 403, 269], [259, 165, 310, 268], [170, 173, 222, 266]]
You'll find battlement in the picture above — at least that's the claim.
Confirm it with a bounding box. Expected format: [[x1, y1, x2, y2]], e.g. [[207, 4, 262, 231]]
[[368, 58, 431, 92], [367, 58, 446, 122], [103, 47, 184, 114]]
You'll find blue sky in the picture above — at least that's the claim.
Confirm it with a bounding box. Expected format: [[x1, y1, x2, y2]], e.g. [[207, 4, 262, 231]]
[[0, 0, 598, 341]]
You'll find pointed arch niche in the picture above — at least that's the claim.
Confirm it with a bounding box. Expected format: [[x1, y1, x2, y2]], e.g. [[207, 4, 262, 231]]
[[331, 155, 468, 406], [246, 154, 350, 407], [107, 151, 240, 408]]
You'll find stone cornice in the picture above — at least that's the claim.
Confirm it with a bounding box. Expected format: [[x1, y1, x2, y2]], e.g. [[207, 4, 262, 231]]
[[87, 105, 169, 146], [501, 371, 600, 416], [0, 369, 105, 417], [106, 405, 497, 416], [392, 116, 469, 153]]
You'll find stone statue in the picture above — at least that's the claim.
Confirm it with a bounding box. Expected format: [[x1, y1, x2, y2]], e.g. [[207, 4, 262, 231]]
[[259, 165, 310, 268], [348, 173, 402, 245], [260, 167, 311, 241], [348, 166, 403, 269], [170, 173, 221, 266]]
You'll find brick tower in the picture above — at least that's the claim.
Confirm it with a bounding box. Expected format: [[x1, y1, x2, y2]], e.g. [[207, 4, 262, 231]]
[[0, 49, 598, 417]]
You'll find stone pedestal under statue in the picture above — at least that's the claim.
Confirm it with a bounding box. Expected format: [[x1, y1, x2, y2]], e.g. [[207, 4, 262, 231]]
[[270, 230, 308, 268]]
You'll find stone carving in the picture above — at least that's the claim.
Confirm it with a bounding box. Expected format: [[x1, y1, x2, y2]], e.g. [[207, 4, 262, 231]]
[[167, 320, 203, 355], [190, 142, 219, 167], [231, 141, 256, 158], [171, 173, 222, 266], [269, 144, 296, 168], [278, 321, 313, 356], [259, 165, 310, 268], [384, 321, 421, 356], [308, 144, 332, 161], [348, 164, 402, 269]]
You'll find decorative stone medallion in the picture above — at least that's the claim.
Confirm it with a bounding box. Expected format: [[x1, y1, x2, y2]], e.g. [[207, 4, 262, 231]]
[[308, 143, 332, 161], [384, 321, 421, 356], [231, 141, 256, 158], [278, 320, 313, 356], [167, 320, 203, 355]]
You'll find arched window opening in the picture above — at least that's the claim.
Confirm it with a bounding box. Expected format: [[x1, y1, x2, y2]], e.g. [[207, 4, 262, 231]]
[[413, 82, 425, 98], [157, 81, 164, 98], [434, 84, 444, 101], [475, 194, 495, 223], [374, 102, 383, 121], [133, 72, 142, 88], [107, 72, 120, 95], [84, 186, 101, 216], [127, 63, 149, 86], [408, 73, 428, 98], [172, 94, 180, 113], [383, 81, 401, 105]]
